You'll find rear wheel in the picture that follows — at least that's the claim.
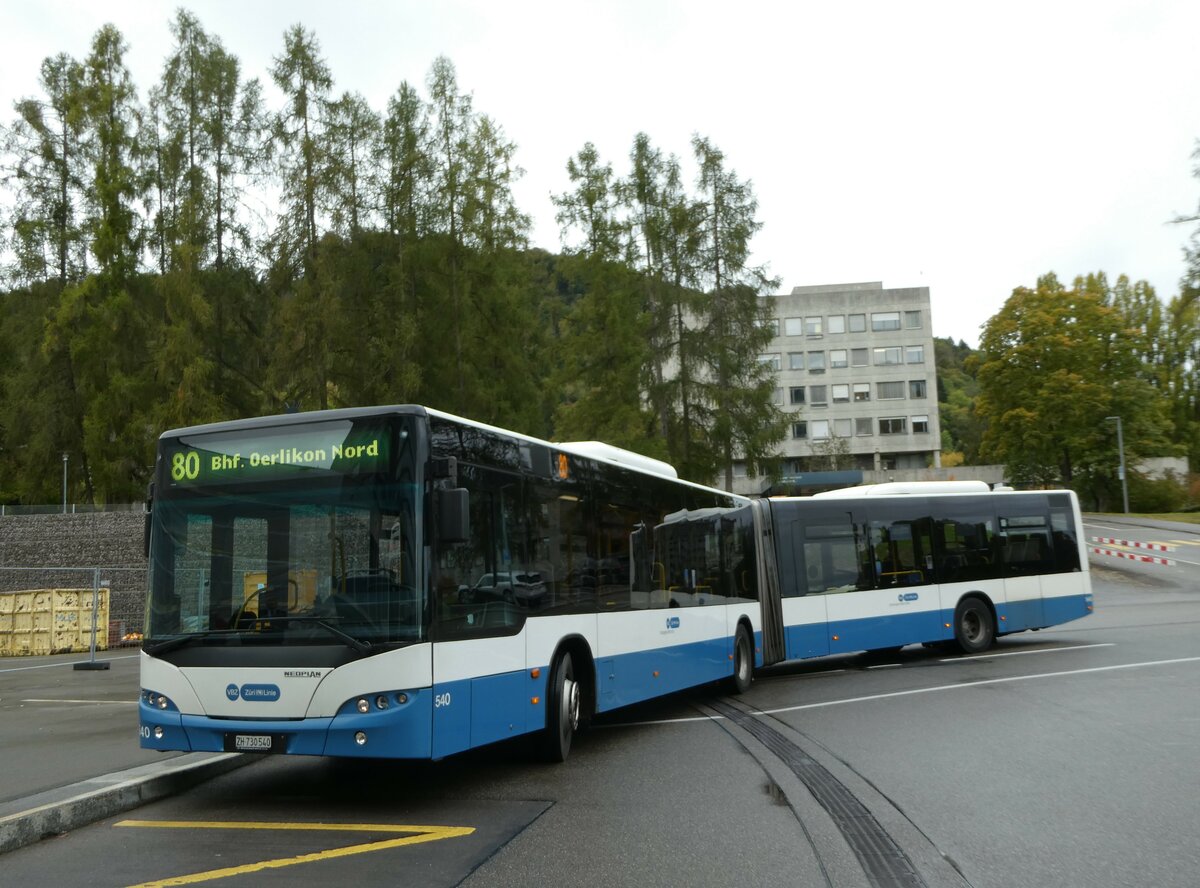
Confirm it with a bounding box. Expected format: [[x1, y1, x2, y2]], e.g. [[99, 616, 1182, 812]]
[[538, 651, 580, 762], [953, 597, 995, 654], [728, 625, 753, 694]]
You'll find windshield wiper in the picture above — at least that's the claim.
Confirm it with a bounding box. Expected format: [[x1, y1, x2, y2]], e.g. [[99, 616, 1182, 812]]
[[143, 631, 218, 656], [267, 616, 372, 654]]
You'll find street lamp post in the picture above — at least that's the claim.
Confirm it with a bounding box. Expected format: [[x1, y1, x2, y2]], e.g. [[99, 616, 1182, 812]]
[[1105, 416, 1129, 514], [62, 452, 68, 514]]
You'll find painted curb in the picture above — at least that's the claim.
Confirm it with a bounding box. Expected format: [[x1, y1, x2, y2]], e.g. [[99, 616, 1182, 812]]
[[0, 752, 255, 855]]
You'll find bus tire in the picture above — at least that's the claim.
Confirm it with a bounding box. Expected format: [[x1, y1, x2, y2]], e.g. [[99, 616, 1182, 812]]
[[728, 625, 753, 695], [538, 651, 580, 763], [953, 597, 994, 654]]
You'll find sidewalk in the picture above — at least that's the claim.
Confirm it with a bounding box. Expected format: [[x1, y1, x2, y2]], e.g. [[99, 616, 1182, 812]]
[[0, 651, 252, 854], [1083, 513, 1200, 534]]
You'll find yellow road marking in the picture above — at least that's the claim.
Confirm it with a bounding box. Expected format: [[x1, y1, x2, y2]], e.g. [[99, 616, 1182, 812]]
[[115, 820, 475, 887], [1167, 539, 1200, 546]]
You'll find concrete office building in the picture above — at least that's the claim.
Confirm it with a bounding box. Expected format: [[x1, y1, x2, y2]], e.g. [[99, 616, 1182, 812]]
[[734, 281, 942, 493]]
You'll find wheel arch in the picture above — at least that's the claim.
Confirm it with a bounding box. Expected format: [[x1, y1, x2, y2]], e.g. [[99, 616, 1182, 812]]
[[548, 634, 596, 723], [956, 590, 998, 631], [734, 613, 757, 667]]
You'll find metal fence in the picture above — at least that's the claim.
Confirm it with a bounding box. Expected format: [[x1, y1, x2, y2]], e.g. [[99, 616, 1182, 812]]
[[0, 503, 146, 516], [0, 566, 145, 665]]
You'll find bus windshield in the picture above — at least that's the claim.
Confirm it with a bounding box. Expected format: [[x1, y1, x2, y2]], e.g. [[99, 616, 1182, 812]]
[[145, 418, 422, 651]]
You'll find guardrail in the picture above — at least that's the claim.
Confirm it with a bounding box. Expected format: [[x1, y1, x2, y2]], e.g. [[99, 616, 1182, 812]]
[[1088, 537, 1176, 567]]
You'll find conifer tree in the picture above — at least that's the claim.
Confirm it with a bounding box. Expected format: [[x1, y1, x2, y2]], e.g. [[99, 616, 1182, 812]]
[[2, 53, 89, 285], [691, 135, 783, 489]]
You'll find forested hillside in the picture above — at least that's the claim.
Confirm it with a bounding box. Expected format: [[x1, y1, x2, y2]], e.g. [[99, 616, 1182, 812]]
[[0, 13, 782, 503]]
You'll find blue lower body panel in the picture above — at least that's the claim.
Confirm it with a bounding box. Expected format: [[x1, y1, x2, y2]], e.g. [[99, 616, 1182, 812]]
[[139, 692, 435, 759], [827, 609, 944, 655], [597, 635, 731, 712], [430, 670, 542, 759], [1041, 593, 1093, 627]]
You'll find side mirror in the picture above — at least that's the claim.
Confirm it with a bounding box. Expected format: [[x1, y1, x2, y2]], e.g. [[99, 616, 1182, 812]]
[[437, 488, 469, 544], [143, 482, 154, 559]]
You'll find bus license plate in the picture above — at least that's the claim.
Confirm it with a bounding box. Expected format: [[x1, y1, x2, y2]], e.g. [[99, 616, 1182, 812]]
[[232, 734, 274, 752]]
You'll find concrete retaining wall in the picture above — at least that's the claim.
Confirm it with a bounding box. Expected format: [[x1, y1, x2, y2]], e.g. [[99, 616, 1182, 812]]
[[0, 512, 147, 631]]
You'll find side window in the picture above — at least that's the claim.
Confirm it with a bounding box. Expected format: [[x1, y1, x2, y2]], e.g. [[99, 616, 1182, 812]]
[[530, 479, 596, 615], [596, 500, 640, 611], [1048, 495, 1081, 572], [654, 513, 701, 608], [794, 521, 870, 595], [934, 513, 998, 583], [869, 517, 933, 587], [998, 513, 1054, 575], [434, 466, 525, 639]]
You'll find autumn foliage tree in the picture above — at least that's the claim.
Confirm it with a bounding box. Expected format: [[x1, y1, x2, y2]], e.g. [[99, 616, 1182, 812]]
[[976, 272, 1175, 500]]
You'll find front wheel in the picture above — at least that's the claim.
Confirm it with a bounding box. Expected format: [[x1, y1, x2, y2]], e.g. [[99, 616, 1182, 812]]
[[727, 625, 753, 694], [953, 597, 995, 654], [538, 651, 581, 762]]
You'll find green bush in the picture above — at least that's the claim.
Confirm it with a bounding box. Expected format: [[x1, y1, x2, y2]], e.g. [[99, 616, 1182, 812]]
[[1127, 471, 1188, 513]]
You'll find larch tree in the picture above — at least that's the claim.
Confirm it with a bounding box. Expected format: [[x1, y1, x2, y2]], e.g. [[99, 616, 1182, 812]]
[[691, 135, 783, 490]]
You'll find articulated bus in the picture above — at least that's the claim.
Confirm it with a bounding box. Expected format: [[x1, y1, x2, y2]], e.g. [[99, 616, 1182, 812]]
[[140, 405, 758, 762], [748, 482, 1093, 667], [139, 406, 1092, 763]]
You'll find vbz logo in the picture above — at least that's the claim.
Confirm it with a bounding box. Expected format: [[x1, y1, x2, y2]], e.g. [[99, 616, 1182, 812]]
[[226, 683, 240, 701], [897, 592, 919, 603], [665, 616, 681, 630]]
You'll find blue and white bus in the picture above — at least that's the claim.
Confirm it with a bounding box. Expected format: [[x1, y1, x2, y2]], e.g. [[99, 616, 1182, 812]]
[[140, 406, 759, 762], [748, 482, 1093, 667], [139, 406, 1093, 763]]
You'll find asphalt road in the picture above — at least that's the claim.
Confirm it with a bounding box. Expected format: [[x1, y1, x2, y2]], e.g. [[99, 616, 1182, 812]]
[[3, 539, 1198, 887], [0, 651, 176, 805]]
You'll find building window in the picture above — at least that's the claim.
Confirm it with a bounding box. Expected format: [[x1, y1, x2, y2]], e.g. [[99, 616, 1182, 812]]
[[733, 462, 747, 478], [811, 420, 830, 439], [851, 348, 868, 367], [853, 383, 871, 402], [913, 415, 929, 434], [809, 385, 827, 406], [788, 352, 805, 371], [877, 381, 905, 400], [906, 345, 924, 364], [871, 311, 901, 331], [792, 421, 807, 439], [834, 418, 852, 438], [805, 316, 823, 336], [829, 349, 848, 369], [808, 351, 826, 373], [831, 384, 850, 403], [758, 318, 780, 336], [827, 315, 846, 334], [772, 387, 783, 405], [785, 317, 803, 336], [873, 346, 902, 365], [759, 353, 781, 371], [879, 417, 907, 435], [790, 386, 806, 405], [855, 417, 872, 436], [909, 379, 927, 399], [848, 313, 866, 333], [905, 310, 921, 329]]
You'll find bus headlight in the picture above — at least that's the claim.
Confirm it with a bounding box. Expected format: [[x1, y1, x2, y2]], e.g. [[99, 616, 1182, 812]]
[[356, 698, 370, 714], [143, 690, 172, 710], [375, 695, 389, 710]]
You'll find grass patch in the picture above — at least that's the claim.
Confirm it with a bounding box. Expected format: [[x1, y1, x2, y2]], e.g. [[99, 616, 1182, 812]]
[[1093, 512, 1200, 525]]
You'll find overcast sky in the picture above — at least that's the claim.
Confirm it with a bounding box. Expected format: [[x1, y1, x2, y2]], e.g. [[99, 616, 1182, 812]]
[[3, 0, 1199, 346]]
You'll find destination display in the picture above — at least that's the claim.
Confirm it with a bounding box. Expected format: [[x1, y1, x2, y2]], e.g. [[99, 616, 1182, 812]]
[[163, 420, 391, 487]]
